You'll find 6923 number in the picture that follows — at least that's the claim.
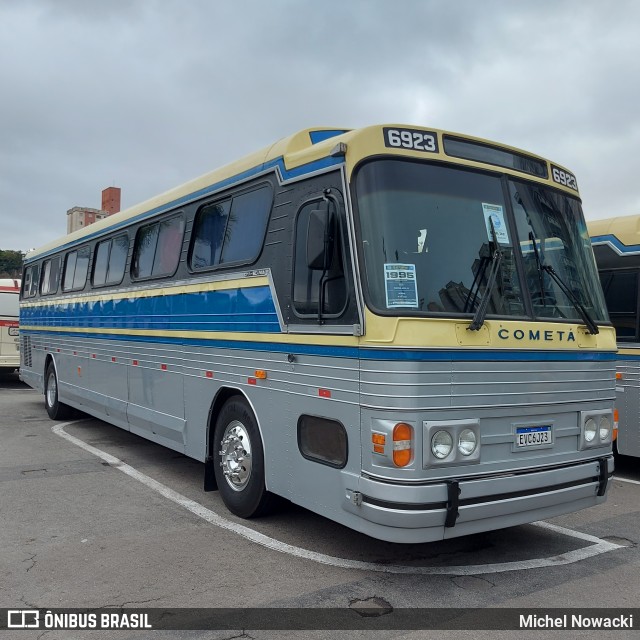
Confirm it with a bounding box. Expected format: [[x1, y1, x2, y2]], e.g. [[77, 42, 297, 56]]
[[383, 128, 439, 153], [551, 165, 578, 191]]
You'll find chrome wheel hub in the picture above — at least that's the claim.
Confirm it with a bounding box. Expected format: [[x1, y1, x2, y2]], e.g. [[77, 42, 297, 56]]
[[46, 371, 57, 408], [219, 420, 252, 491]]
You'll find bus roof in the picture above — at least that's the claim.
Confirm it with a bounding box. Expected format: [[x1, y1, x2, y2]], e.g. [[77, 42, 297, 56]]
[[0, 279, 20, 292], [588, 215, 640, 249], [25, 124, 574, 263]]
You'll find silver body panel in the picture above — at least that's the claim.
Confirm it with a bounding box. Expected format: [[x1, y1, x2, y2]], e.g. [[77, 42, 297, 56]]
[[614, 355, 640, 457], [21, 326, 614, 543]]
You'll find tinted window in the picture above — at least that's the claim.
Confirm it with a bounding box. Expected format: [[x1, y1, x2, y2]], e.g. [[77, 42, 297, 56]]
[[94, 235, 128, 287], [63, 247, 90, 292], [219, 187, 271, 264], [132, 216, 184, 280], [63, 252, 77, 291], [191, 200, 231, 269], [22, 265, 40, 299], [292, 200, 347, 317], [190, 185, 271, 270], [600, 270, 638, 340], [153, 217, 185, 276], [92, 240, 110, 286], [107, 235, 129, 284], [40, 257, 61, 295]]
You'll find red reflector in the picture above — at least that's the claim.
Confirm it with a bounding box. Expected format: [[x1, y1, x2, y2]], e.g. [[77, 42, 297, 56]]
[[57, 348, 60, 352], [111, 357, 116, 363], [92, 354, 96, 359], [248, 378, 257, 385], [161, 364, 167, 371], [132, 360, 138, 366], [319, 389, 331, 398], [206, 371, 213, 378]]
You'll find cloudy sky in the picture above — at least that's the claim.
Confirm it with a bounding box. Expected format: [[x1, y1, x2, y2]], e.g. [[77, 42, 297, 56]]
[[1, 0, 639, 252]]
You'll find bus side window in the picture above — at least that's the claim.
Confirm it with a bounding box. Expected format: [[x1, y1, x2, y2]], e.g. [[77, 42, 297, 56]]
[[600, 270, 638, 340], [132, 216, 184, 280], [40, 257, 61, 295], [292, 200, 347, 318], [106, 235, 129, 285], [190, 184, 272, 271], [153, 217, 185, 276], [22, 264, 40, 299], [93, 240, 111, 286], [63, 247, 90, 292]]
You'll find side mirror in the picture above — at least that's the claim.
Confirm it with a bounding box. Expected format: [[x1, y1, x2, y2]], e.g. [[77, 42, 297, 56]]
[[306, 201, 335, 271]]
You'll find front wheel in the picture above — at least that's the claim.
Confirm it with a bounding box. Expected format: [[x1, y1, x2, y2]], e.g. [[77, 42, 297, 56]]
[[44, 362, 74, 420], [213, 396, 275, 518]]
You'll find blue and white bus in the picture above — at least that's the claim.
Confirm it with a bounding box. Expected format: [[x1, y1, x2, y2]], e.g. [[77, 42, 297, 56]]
[[589, 215, 640, 458], [20, 125, 615, 543]]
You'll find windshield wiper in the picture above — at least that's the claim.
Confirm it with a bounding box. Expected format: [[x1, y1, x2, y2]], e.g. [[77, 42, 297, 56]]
[[540, 263, 599, 335], [528, 229, 598, 335], [468, 218, 502, 331]]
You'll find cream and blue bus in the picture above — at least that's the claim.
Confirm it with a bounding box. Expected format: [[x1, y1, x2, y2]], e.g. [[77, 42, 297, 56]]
[[589, 215, 640, 458], [20, 125, 615, 543]]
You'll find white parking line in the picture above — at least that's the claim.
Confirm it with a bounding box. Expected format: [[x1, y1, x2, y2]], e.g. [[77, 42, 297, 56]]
[[53, 422, 623, 576], [614, 476, 640, 485]]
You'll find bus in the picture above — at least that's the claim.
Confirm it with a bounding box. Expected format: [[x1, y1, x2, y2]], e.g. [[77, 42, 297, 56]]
[[589, 215, 640, 458], [19, 125, 615, 543], [0, 278, 20, 373]]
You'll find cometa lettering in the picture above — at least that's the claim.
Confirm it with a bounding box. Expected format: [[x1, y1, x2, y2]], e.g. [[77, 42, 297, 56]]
[[498, 328, 576, 343]]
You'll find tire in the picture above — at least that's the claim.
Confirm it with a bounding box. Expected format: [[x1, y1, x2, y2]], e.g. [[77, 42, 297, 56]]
[[44, 362, 74, 420], [213, 396, 275, 518]]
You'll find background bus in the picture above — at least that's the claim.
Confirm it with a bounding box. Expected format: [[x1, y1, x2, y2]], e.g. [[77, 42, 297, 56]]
[[20, 125, 615, 543], [0, 278, 20, 374], [589, 215, 640, 458]]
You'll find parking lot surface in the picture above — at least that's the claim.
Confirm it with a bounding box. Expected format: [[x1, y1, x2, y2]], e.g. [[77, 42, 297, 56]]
[[1, 371, 639, 639]]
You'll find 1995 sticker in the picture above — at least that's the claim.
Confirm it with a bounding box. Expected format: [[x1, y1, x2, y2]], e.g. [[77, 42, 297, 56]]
[[383, 128, 439, 153]]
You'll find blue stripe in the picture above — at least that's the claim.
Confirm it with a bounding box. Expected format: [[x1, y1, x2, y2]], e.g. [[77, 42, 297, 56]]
[[591, 234, 640, 254], [309, 130, 349, 144], [20, 286, 281, 333], [20, 327, 616, 362], [26, 154, 345, 263]]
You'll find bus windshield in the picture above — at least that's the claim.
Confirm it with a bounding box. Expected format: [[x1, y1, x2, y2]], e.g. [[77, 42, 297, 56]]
[[355, 159, 608, 323]]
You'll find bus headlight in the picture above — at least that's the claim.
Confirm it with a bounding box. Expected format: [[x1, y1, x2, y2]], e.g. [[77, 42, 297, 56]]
[[458, 429, 477, 456], [580, 410, 613, 449], [584, 418, 597, 443], [599, 415, 612, 441], [424, 419, 480, 466], [432, 430, 453, 459]]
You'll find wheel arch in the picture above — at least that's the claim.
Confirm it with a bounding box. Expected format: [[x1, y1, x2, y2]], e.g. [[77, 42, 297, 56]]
[[44, 353, 56, 394], [204, 386, 264, 491]]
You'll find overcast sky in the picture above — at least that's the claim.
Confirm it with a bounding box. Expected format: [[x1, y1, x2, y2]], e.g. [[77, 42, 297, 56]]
[[1, 0, 639, 252]]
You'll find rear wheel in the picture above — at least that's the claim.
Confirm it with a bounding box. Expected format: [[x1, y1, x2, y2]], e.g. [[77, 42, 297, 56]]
[[44, 362, 74, 420], [213, 396, 275, 518]]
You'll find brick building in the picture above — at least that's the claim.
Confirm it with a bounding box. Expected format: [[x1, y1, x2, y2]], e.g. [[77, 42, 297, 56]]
[[67, 187, 121, 234]]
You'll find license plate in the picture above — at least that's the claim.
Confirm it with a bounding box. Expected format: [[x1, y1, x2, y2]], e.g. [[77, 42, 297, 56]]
[[516, 425, 552, 447]]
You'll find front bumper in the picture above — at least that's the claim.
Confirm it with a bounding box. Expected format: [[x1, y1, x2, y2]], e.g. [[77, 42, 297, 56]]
[[343, 456, 613, 543]]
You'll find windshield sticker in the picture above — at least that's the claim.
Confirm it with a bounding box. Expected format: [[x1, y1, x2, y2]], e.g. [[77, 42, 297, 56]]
[[482, 203, 509, 244], [384, 264, 419, 309]]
